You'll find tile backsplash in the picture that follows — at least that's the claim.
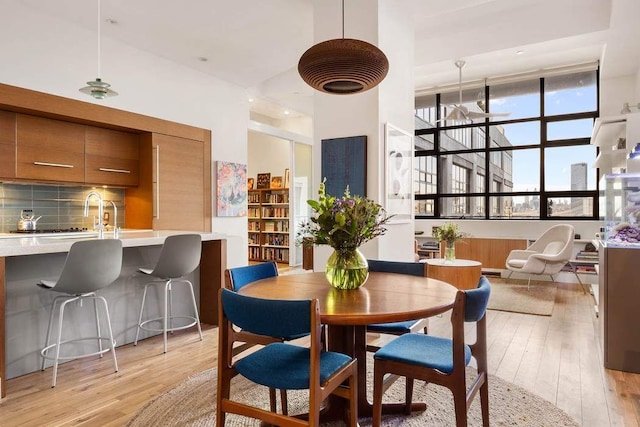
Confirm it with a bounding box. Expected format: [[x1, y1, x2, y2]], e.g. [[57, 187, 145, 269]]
[[0, 183, 125, 233]]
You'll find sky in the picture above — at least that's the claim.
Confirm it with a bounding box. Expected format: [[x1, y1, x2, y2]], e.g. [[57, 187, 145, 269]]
[[489, 81, 598, 192]]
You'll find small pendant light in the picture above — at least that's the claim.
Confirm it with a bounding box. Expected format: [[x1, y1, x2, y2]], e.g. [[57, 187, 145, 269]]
[[80, 0, 118, 99]]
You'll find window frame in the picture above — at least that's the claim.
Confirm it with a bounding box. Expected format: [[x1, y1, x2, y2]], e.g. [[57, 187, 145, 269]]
[[414, 69, 600, 220]]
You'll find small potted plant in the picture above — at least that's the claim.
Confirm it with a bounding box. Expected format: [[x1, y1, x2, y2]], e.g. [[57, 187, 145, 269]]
[[432, 222, 468, 262]]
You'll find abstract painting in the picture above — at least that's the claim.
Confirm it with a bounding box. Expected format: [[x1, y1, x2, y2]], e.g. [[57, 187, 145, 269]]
[[321, 136, 367, 197], [216, 161, 247, 217]]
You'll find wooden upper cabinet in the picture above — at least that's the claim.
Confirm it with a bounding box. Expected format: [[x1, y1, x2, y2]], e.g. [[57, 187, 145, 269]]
[[0, 110, 16, 179], [85, 126, 140, 186], [16, 114, 85, 183]]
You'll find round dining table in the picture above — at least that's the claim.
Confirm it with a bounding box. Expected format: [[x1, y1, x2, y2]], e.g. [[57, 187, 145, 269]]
[[238, 271, 459, 421]]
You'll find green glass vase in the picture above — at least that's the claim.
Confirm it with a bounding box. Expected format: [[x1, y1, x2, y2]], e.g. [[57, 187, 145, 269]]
[[325, 248, 369, 290]]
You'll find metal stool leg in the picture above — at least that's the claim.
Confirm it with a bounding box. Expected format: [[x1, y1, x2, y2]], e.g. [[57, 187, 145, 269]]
[[163, 280, 170, 353], [93, 297, 104, 357], [41, 295, 62, 371], [96, 295, 118, 372], [52, 297, 75, 388], [186, 280, 203, 341], [134, 283, 151, 345]]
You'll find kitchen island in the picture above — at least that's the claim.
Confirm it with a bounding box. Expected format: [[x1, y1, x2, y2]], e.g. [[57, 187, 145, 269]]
[[0, 230, 231, 397]]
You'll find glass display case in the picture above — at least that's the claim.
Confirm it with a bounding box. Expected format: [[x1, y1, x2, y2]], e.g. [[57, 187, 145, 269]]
[[601, 172, 640, 247]]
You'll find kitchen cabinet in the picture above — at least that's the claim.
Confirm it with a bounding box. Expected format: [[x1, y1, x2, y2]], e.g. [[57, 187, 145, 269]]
[[126, 133, 209, 231], [0, 111, 15, 179], [16, 114, 85, 183], [85, 126, 140, 186]]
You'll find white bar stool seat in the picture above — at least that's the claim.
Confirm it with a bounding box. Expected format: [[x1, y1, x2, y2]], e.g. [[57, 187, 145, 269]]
[[134, 234, 203, 353], [38, 239, 123, 388]]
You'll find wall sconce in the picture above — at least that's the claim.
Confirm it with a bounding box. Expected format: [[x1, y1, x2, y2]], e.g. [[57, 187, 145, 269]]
[[620, 102, 640, 114]]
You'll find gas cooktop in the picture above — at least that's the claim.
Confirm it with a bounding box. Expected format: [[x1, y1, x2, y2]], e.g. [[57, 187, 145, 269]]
[[11, 228, 89, 234]]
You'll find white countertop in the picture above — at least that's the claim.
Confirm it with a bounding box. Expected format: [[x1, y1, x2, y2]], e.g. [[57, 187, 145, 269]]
[[0, 230, 229, 257]]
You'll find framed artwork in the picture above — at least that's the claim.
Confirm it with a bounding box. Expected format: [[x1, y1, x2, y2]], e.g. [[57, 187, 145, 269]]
[[256, 173, 271, 189], [284, 168, 290, 189], [385, 123, 413, 223], [247, 177, 255, 190], [271, 176, 283, 189], [321, 136, 367, 197], [216, 161, 247, 217]]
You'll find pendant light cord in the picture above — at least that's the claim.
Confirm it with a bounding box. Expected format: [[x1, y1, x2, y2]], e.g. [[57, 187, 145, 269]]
[[342, 0, 345, 39], [97, 0, 101, 78]]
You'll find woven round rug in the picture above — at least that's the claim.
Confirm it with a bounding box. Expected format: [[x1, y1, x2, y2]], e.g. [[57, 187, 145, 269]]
[[127, 362, 579, 427]]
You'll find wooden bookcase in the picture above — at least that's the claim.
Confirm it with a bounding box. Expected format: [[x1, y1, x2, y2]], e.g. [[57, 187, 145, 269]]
[[247, 188, 290, 264]]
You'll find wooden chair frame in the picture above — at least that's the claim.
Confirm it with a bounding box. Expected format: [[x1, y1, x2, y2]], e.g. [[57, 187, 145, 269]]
[[216, 289, 358, 426], [372, 290, 489, 427]]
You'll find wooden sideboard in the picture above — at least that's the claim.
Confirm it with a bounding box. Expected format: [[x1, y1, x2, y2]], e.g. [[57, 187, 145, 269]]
[[448, 237, 528, 270]]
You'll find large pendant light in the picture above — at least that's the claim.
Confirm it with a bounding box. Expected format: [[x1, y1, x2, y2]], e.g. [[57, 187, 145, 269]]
[[298, 0, 389, 95], [80, 0, 118, 99]]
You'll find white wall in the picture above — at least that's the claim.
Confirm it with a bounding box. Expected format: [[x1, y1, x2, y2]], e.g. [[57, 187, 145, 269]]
[[0, 3, 249, 268], [247, 132, 290, 180]]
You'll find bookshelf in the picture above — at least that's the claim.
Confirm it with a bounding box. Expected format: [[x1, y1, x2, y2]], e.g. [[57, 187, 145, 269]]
[[247, 188, 290, 264]]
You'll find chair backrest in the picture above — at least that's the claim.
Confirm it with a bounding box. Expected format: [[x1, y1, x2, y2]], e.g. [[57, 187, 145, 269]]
[[528, 224, 574, 256], [464, 276, 492, 322], [53, 239, 123, 294], [220, 288, 312, 340], [149, 234, 202, 279], [367, 259, 426, 276], [226, 262, 279, 292]]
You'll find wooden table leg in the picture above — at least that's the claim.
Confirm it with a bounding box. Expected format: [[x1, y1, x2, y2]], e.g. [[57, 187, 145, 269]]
[[324, 324, 426, 421]]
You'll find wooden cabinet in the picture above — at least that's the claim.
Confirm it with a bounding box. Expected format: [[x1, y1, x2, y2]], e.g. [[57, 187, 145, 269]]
[[154, 134, 205, 230], [598, 246, 640, 373], [16, 114, 85, 183], [126, 133, 210, 231], [451, 237, 527, 270], [85, 126, 139, 186], [0, 111, 16, 179], [247, 188, 290, 263]]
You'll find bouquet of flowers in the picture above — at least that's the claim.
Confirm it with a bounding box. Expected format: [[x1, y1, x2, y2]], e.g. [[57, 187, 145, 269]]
[[432, 222, 468, 244], [297, 180, 392, 253]]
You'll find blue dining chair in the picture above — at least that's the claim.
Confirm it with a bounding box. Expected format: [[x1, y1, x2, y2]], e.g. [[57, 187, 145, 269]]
[[216, 288, 358, 426], [225, 261, 317, 415], [366, 259, 430, 351], [372, 276, 492, 427]]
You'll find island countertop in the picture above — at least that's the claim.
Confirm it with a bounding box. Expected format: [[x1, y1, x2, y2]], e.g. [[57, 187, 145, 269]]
[[0, 230, 230, 257]]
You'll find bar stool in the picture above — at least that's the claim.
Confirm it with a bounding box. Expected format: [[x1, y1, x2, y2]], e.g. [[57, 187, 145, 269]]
[[38, 239, 123, 388], [134, 234, 203, 353]]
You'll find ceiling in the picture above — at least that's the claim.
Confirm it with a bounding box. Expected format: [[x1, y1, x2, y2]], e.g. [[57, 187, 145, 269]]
[[14, 0, 640, 119]]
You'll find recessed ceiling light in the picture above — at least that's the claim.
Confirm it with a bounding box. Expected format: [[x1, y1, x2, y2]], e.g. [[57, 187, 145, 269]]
[[248, 98, 254, 103], [284, 110, 290, 115], [516, 50, 524, 55], [198, 57, 208, 62], [105, 18, 117, 25]]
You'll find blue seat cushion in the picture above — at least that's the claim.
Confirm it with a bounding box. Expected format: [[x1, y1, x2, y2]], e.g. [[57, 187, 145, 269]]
[[367, 320, 421, 334], [235, 343, 352, 390], [374, 333, 471, 374]]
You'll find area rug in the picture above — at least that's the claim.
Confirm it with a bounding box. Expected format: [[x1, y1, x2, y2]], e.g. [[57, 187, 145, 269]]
[[127, 362, 579, 427], [486, 279, 557, 316]]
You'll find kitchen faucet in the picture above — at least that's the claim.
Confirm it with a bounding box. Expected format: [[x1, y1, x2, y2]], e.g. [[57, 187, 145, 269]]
[[84, 191, 104, 239], [106, 200, 119, 239]]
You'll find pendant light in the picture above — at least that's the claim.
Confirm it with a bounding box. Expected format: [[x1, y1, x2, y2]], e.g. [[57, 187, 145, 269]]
[[297, 0, 389, 95], [80, 0, 117, 99]]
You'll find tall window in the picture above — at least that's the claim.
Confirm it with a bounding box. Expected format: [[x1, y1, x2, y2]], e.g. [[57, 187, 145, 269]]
[[414, 68, 598, 220]]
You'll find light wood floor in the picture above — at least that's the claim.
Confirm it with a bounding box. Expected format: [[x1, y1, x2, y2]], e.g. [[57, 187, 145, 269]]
[[1, 279, 639, 426]]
